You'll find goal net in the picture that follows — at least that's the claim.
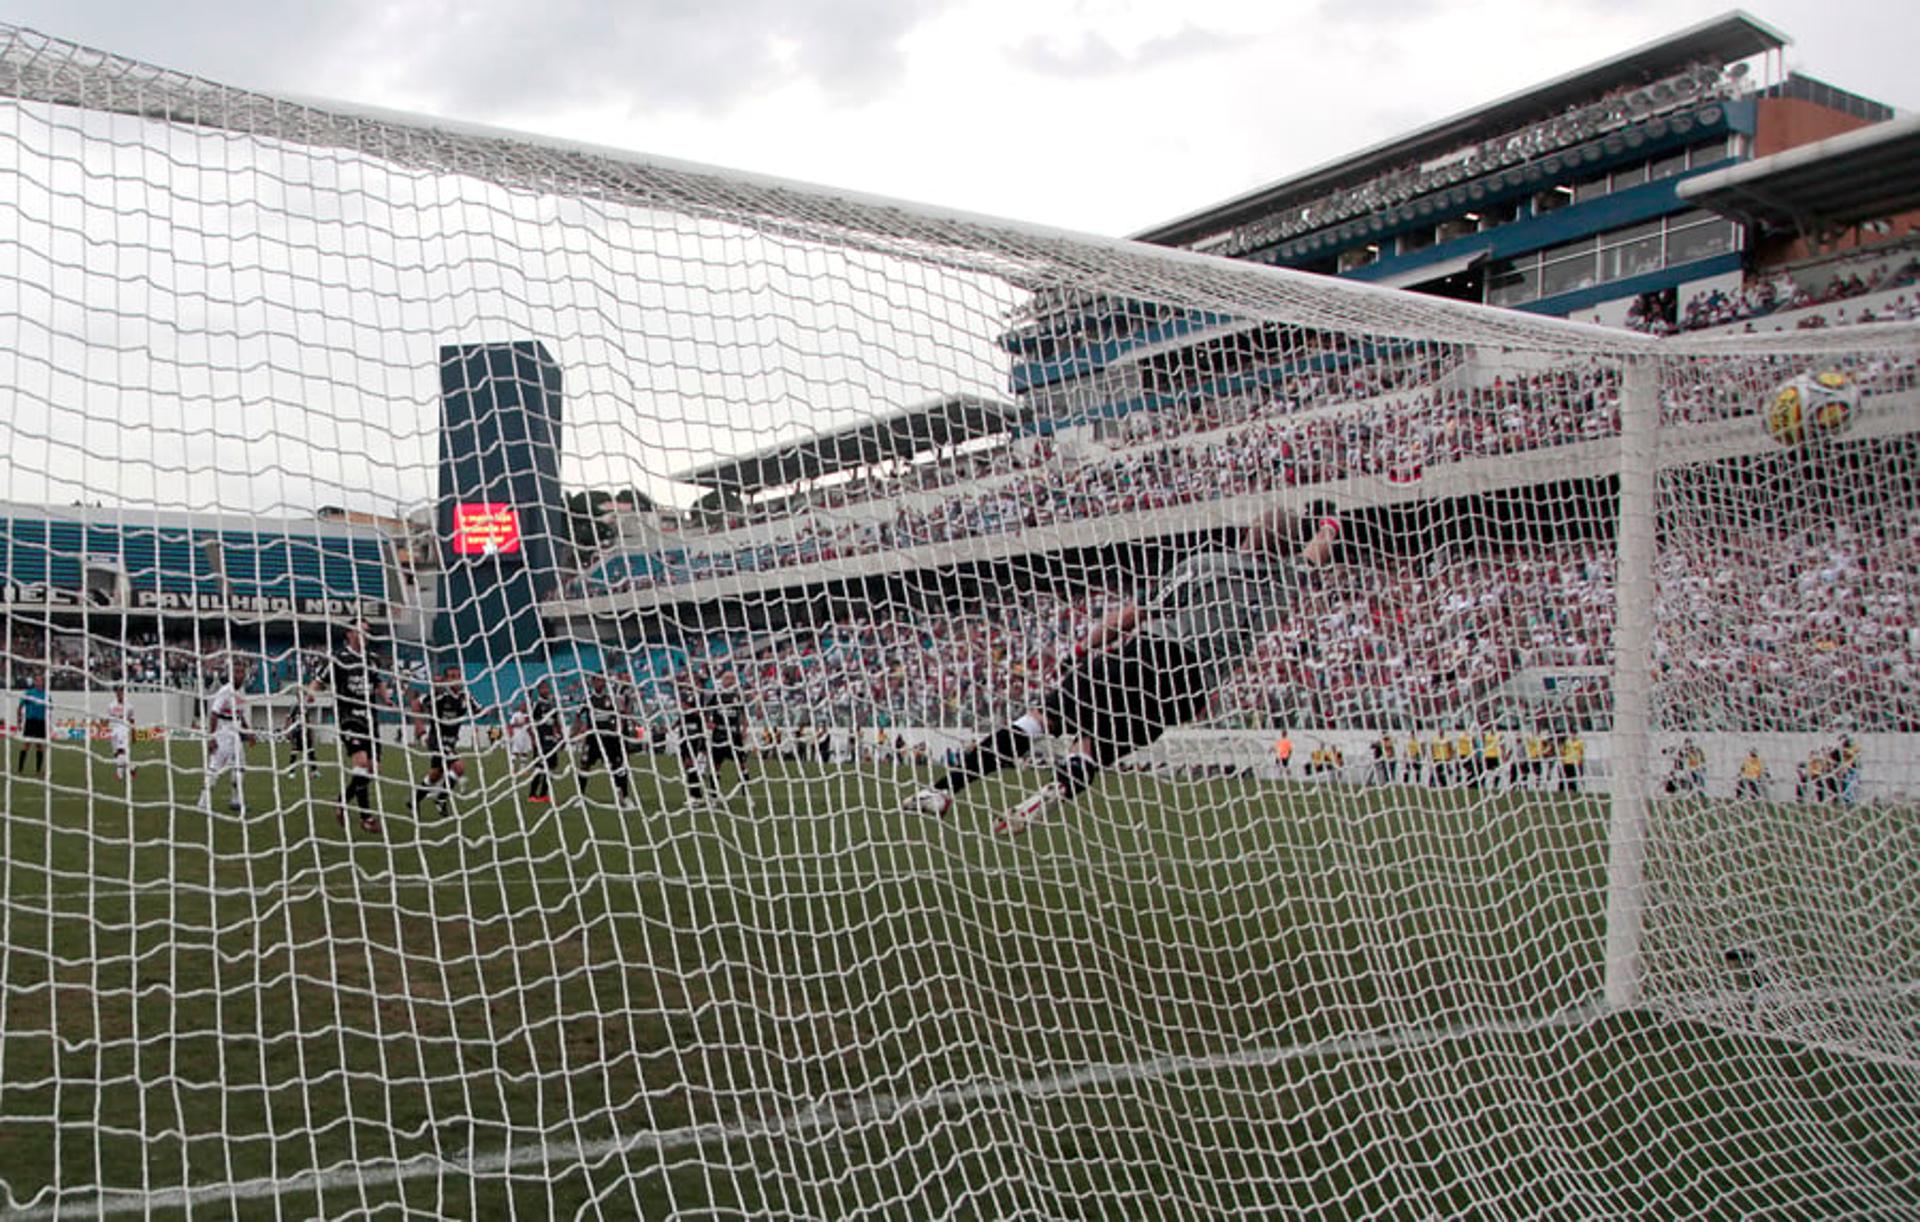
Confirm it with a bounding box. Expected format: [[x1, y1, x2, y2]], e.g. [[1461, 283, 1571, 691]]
[[1, 24, 1916, 1219]]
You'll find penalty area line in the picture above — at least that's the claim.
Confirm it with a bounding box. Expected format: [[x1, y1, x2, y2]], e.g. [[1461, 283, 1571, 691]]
[[7, 1002, 1604, 1219]]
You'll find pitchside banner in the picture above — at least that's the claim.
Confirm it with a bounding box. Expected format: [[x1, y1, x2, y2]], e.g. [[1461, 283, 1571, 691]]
[[128, 591, 389, 618], [0, 584, 387, 619], [0, 584, 110, 608], [435, 341, 565, 668]]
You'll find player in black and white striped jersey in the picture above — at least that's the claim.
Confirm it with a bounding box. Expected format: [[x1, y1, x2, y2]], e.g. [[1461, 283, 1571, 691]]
[[284, 679, 321, 778], [411, 665, 476, 819], [574, 673, 634, 806], [324, 623, 388, 834]]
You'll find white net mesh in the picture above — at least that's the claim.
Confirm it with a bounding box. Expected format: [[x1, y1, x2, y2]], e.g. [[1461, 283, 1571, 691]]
[[0, 23, 1917, 1219]]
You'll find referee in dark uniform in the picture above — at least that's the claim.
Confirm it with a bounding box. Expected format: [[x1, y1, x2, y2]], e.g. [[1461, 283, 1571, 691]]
[[15, 673, 49, 775]]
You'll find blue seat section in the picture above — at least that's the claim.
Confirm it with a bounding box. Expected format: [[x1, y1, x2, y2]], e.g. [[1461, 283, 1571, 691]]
[[0, 519, 87, 588], [461, 643, 607, 712], [458, 643, 696, 717], [0, 516, 388, 602], [577, 550, 671, 593]]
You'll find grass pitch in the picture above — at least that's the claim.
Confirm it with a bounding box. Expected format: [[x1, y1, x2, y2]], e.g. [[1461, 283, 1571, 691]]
[[2, 739, 1916, 1218]]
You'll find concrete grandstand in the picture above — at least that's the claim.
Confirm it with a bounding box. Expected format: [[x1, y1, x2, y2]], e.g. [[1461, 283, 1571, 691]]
[[0, 504, 404, 732], [538, 12, 1920, 802]]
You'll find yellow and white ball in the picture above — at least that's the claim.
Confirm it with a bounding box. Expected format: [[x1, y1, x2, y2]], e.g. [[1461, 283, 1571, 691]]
[[1766, 369, 1856, 447]]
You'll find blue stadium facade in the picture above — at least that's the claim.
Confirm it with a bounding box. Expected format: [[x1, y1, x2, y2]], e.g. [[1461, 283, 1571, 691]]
[[1131, 14, 1888, 323], [0, 505, 392, 620]]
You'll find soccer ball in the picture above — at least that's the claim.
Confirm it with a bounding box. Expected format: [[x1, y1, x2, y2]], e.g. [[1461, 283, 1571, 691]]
[[1765, 369, 1856, 447]]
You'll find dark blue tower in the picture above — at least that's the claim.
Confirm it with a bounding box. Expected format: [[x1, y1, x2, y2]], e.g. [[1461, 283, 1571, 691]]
[[435, 341, 565, 669]]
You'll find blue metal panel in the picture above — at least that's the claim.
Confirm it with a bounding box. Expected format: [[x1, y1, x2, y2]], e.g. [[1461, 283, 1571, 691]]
[[1008, 311, 1238, 393], [436, 340, 565, 669], [1350, 164, 1739, 287], [1273, 113, 1739, 267], [1512, 251, 1745, 317]]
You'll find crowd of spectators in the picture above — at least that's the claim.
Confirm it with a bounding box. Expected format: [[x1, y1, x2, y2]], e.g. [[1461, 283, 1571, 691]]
[[1660, 347, 1920, 427], [1654, 498, 1920, 732], [1626, 256, 1920, 335], [10, 484, 1914, 740], [630, 485, 1915, 736], [1, 627, 404, 702], [1109, 352, 1465, 450], [584, 362, 1622, 595], [577, 344, 1918, 604], [646, 540, 1607, 734], [574, 287, 1920, 602], [4, 627, 256, 693]]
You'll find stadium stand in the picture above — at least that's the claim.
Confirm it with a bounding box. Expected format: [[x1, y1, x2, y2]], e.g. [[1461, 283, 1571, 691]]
[[561, 465, 1913, 741], [572, 342, 1916, 596], [1, 507, 398, 699]]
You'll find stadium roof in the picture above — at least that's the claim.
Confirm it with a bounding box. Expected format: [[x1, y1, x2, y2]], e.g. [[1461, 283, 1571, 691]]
[[0, 501, 388, 538], [1677, 112, 1920, 234], [1133, 10, 1790, 248], [673, 394, 1019, 495]]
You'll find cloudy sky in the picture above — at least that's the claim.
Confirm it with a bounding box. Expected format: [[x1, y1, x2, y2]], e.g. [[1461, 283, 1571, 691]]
[[0, 0, 1908, 518], [1, 0, 1910, 238]]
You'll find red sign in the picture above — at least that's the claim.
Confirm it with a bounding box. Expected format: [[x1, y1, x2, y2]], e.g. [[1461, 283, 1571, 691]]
[[453, 503, 523, 555]]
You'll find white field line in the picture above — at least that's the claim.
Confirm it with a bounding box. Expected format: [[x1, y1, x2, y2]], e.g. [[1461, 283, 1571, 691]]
[[5, 1001, 1607, 1220], [22, 846, 1602, 904]]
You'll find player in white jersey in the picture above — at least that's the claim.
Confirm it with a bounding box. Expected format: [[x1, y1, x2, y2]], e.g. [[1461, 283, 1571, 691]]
[[199, 669, 247, 813], [506, 706, 533, 761], [105, 685, 136, 782], [909, 502, 1343, 832]]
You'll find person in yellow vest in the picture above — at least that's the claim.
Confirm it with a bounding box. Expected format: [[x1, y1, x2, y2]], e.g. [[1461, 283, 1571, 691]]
[[1455, 728, 1476, 788], [1523, 732, 1547, 788], [1273, 732, 1294, 778], [1802, 748, 1831, 803], [1430, 731, 1454, 787], [1839, 736, 1862, 806], [1404, 732, 1423, 787], [1481, 730, 1504, 790], [1371, 732, 1395, 786], [1684, 739, 1707, 793], [1560, 733, 1586, 793], [1736, 748, 1769, 801]]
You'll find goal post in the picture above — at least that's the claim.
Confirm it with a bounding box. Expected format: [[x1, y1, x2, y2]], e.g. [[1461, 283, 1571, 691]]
[[1, 21, 1919, 1220], [1603, 358, 1659, 1011]]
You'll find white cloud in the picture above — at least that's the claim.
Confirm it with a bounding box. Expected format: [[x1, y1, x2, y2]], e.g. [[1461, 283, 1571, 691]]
[[1, 0, 1908, 235]]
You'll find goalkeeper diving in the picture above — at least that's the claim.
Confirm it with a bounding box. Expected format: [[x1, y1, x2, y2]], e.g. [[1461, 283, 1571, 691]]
[[908, 501, 1344, 832]]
